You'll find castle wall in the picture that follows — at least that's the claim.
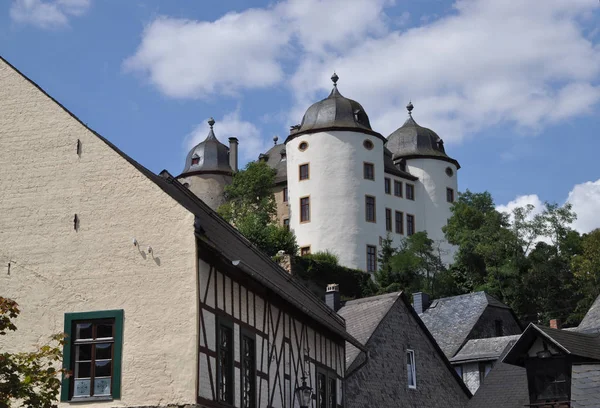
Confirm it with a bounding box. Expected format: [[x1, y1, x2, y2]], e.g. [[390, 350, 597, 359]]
[[177, 173, 231, 211]]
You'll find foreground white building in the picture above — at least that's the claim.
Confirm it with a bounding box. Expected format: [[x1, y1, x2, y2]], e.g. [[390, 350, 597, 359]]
[[182, 73, 460, 272]]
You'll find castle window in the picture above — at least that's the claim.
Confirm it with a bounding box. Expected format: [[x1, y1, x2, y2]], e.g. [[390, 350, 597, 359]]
[[446, 188, 454, 203], [366, 245, 377, 273], [300, 246, 311, 256], [385, 208, 392, 232], [446, 167, 454, 177], [217, 319, 234, 404], [365, 196, 376, 223], [394, 181, 403, 197], [384, 178, 391, 194], [406, 214, 415, 236], [299, 141, 309, 151], [363, 163, 375, 180], [407, 350, 417, 389], [299, 164, 309, 181], [406, 184, 415, 200], [395, 211, 404, 234], [283, 187, 288, 202], [300, 197, 310, 223], [191, 156, 200, 165], [363, 139, 374, 150], [283, 218, 290, 230]]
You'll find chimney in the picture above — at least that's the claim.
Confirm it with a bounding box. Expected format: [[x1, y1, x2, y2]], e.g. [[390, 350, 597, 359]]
[[326, 284, 341, 312], [413, 292, 431, 314], [228, 137, 239, 172], [550, 319, 562, 330]]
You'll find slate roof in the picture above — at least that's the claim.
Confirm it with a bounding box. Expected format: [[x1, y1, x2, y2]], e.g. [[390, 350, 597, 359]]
[[337, 292, 400, 366], [572, 364, 600, 407], [179, 118, 232, 177], [467, 340, 529, 408], [420, 291, 512, 358], [2, 55, 365, 352], [383, 147, 418, 180], [259, 143, 287, 184], [578, 294, 600, 334], [450, 335, 521, 364]]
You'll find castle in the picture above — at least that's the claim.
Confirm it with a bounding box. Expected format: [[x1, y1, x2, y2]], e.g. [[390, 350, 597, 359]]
[[177, 73, 460, 272]]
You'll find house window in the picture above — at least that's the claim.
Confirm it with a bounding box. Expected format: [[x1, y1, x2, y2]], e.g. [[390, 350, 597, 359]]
[[61, 310, 124, 401], [300, 197, 310, 223], [367, 245, 377, 272], [385, 208, 392, 232], [241, 334, 256, 408], [394, 181, 403, 197], [317, 370, 337, 408], [395, 211, 404, 234], [495, 320, 504, 336], [301, 246, 311, 256], [283, 218, 290, 230], [365, 195, 376, 222], [406, 184, 415, 200], [283, 187, 288, 202], [455, 365, 463, 379], [407, 350, 416, 389], [364, 162, 375, 180], [217, 320, 234, 404], [446, 188, 454, 203], [299, 164, 310, 181], [406, 214, 415, 236], [527, 358, 570, 403], [384, 178, 391, 194]]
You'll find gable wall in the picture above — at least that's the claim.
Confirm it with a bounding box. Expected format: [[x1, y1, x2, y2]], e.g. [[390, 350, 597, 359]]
[[345, 300, 469, 408], [0, 59, 198, 407], [469, 307, 522, 343]]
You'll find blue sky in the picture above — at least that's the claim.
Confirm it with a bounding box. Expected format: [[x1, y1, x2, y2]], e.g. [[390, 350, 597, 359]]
[[2, 0, 599, 232]]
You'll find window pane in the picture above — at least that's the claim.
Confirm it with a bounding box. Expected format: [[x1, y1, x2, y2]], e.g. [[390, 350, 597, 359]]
[[76, 323, 93, 340], [95, 360, 112, 377], [73, 379, 91, 397], [317, 373, 326, 408], [95, 343, 113, 360], [94, 378, 111, 396], [96, 323, 113, 339], [328, 378, 336, 408], [75, 344, 92, 362], [242, 335, 256, 408], [75, 361, 91, 379], [218, 324, 234, 404]]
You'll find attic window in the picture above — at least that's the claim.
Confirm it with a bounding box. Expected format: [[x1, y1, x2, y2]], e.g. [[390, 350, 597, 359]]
[[191, 156, 200, 165], [354, 109, 362, 123], [363, 140, 374, 150]]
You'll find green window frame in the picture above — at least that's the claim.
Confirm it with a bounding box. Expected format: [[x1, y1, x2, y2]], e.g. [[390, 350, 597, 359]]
[[61, 310, 124, 401]]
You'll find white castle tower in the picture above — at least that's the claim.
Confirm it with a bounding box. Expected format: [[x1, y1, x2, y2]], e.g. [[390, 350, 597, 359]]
[[283, 74, 459, 272]]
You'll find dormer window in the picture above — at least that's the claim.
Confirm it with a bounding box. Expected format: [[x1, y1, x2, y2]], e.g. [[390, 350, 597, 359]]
[[191, 155, 200, 165], [354, 109, 362, 123]]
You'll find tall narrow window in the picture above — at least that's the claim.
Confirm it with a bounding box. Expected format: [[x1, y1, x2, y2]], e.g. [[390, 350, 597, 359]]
[[394, 180, 403, 197], [385, 208, 392, 232], [363, 162, 375, 180], [495, 320, 504, 336], [328, 377, 337, 408], [283, 187, 288, 202], [365, 196, 376, 222], [406, 184, 415, 200], [241, 334, 256, 408], [299, 164, 309, 180], [367, 245, 377, 272], [283, 218, 290, 230], [395, 211, 404, 234], [406, 214, 415, 236], [317, 372, 327, 408], [384, 178, 391, 194], [407, 350, 416, 389], [446, 187, 454, 203], [217, 322, 234, 404], [300, 197, 310, 223]]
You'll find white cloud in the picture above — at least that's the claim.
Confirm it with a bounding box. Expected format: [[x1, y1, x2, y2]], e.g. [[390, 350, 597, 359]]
[[567, 179, 600, 234], [496, 194, 545, 222], [10, 0, 90, 29], [186, 110, 269, 165]]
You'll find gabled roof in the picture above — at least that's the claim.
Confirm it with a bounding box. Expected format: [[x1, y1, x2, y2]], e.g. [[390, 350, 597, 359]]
[[578, 294, 600, 334], [420, 291, 512, 358], [450, 335, 521, 364], [0, 55, 365, 352], [504, 323, 600, 366]]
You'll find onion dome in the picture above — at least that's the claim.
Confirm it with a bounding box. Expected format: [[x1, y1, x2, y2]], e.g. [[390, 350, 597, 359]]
[[386, 102, 460, 169], [287, 73, 384, 141], [180, 118, 233, 176]]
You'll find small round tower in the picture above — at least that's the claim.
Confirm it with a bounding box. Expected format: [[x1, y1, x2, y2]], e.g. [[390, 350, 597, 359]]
[[177, 118, 237, 210]]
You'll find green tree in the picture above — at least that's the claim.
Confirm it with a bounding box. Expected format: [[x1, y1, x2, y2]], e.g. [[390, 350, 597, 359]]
[[0, 297, 66, 408], [571, 229, 600, 322], [218, 161, 298, 256]]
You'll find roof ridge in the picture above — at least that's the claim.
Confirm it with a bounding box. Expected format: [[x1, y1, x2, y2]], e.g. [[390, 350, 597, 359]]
[[342, 291, 401, 306]]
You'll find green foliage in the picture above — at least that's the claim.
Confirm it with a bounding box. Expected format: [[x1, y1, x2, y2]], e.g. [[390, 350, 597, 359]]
[[218, 161, 298, 256], [571, 229, 600, 322], [0, 297, 66, 408]]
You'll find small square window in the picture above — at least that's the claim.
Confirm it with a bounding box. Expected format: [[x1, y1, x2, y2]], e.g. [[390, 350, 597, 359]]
[[407, 350, 416, 389], [299, 164, 309, 181], [406, 184, 415, 200], [301, 246, 311, 256], [384, 178, 391, 194], [394, 181, 403, 197], [446, 188, 454, 203], [363, 163, 375, 180]]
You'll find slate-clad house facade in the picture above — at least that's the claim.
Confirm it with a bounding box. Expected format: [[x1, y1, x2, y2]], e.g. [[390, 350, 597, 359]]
[[0, 56, 360, 408], [337, 292, 471, 408]]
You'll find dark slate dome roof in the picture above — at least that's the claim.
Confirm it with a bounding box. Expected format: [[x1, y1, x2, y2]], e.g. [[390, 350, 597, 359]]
[[287, 73, 384, 141], [386, 102, 460, 169], [179, 118, 232, 176], [259, 138, 287, 184]]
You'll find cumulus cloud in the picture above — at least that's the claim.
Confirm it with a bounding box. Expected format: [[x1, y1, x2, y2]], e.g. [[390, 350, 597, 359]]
[[186, 110, 269, 165], [496, 194, 545, 222], [10, 0, 90, 29]]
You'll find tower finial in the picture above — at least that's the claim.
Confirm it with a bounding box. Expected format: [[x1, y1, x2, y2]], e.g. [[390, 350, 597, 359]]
[[331, 72, 339, 86], [273, 135, 279, 145], [406, 101, 414, 116], [208, 117, 215, 128]]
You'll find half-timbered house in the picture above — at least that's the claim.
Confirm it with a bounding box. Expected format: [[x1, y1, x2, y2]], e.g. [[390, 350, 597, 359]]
[[0, 56, 362, 408]]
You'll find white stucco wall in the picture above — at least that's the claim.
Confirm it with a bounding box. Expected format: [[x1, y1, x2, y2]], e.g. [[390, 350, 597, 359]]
[[0, 59, 198, 407]]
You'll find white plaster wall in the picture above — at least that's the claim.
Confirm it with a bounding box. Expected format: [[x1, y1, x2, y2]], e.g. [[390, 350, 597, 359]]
[[381, 176, 420, 251], [406, 158, 459, 264], [0, 59, 198, 407], [178, 173, 231, 211], [286, 131, 384, 271]]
